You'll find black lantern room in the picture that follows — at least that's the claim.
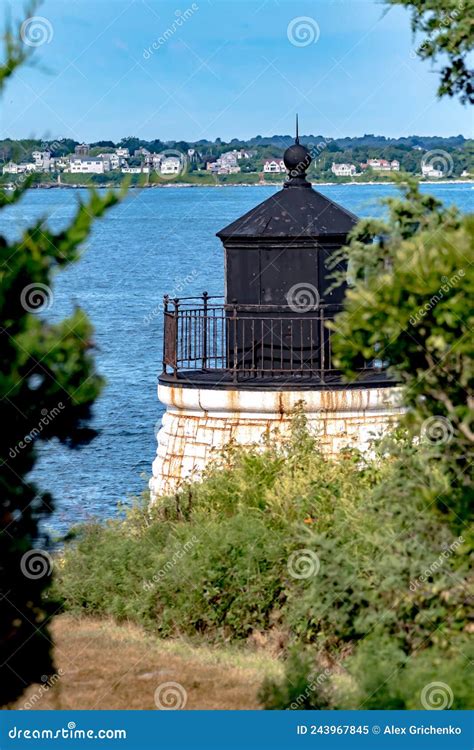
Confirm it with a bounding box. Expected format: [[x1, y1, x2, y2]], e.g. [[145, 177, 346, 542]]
[[160, 130, 388, 387], [217, 135, 358, 309]]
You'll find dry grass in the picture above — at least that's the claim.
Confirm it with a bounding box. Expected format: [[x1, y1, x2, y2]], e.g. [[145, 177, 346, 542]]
[[12, 615, 283, 710]]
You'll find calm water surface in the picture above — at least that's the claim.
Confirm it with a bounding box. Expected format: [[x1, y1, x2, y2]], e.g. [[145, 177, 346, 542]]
[[1, 183, 472, 533]]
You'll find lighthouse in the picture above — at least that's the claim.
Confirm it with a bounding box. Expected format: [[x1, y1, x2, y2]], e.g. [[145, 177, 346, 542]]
[[150, 132, 402, 498]]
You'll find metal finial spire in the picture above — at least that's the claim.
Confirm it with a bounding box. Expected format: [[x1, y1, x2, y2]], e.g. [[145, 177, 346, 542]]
[[295, 114, 299, 144]]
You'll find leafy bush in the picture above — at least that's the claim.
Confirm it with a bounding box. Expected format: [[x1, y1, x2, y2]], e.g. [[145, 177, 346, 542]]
[[54, 421, 473, 709], [58, 510, 287, 639], [263, 634, 474, 710], [330, 181, 473, 523], [344, 634, 474, 709]]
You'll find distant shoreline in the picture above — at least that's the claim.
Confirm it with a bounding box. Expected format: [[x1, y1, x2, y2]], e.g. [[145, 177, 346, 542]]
[[16, 178, 474, 190]]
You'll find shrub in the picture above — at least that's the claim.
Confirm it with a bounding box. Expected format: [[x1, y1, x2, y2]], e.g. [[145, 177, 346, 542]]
[[263, 633, 474, 710], [55, 422, 473, 708], [54, 505, 288, 640], [330, 182, 473, 524]]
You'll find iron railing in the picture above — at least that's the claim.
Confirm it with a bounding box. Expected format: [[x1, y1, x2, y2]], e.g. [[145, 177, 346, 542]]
[[162, 293, 383, 384]]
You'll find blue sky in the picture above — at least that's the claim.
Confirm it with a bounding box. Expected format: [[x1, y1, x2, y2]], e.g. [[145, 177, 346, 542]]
[[2, 0, 472, 142]]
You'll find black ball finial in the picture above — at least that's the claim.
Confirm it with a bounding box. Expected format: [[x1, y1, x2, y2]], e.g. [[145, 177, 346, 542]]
[[283, 143, 312, 175], [283, 114, 312, 184]]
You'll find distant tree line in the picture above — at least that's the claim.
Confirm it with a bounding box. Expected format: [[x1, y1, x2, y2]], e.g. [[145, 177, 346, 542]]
[[0, 133, 472, 180]]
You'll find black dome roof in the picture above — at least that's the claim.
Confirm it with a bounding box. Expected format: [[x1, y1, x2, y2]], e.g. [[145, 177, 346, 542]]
[[217, 184, 358, 240]]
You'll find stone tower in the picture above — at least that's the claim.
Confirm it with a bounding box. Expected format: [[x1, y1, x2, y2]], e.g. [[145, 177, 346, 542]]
[[150, 133, 402, 498]]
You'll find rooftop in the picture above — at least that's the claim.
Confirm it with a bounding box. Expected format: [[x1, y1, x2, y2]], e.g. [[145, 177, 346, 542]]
[[217, 175, 358, 240]]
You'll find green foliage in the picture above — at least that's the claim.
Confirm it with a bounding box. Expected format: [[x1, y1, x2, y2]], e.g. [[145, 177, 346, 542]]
[[57, 510, 287, 639], [55, 424, 473, 709], [265, 632, 474, 710], [0, 16, 125, 705], [330, 180, 473, 522], [344, 634, 474, 709], [329, 177, 461, 285], [386, 0, 474, 103]]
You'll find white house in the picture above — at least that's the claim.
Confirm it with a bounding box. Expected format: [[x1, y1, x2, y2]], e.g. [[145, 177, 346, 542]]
[[205, 151, 241, 175], [32, 150, 52, 170], [68, 157, 105, 174], [2, 162, 23, 174], [331, 162, 356, 177], [97, 153, 120, 170], [55, 156, 70, 171], [2, 162, 36, 174], [160, 156, 182, 175], [361, 158, 400, 172], [421, 163, 444, 178], [219, 152, 239, 167], [115, 147, 130, 159], [145, 154, 163, 168], [97, 155, 111, 171], [263, 159, 286, 173]]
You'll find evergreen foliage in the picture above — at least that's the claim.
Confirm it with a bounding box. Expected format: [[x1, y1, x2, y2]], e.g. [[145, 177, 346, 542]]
[[0, 15, 124, 705]]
